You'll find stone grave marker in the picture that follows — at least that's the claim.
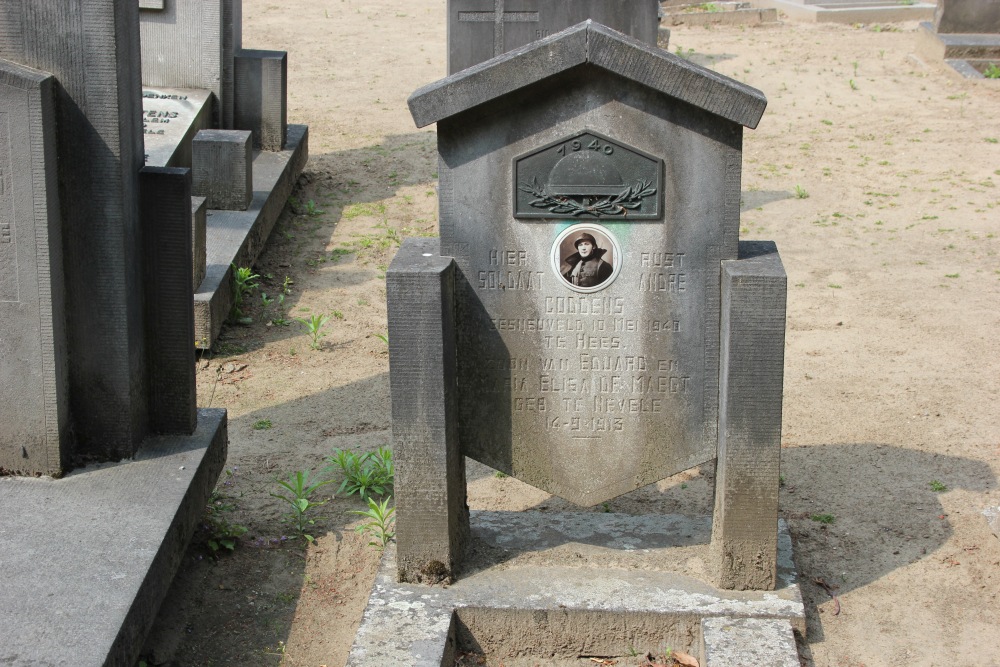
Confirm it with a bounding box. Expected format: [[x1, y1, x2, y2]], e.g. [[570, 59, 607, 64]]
[[918, 0, 1000, 77], [139, 0, 306, 350], [0, 2, 227, 663], [934, 0, 1000, 33], [393, 21, 786, 592], [448, 0, 660, 73], [140, 0, 242, 128]]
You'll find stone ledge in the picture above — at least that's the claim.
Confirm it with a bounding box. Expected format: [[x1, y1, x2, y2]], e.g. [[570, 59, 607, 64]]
[[754, 0, 935, 23], [194, 124, 309, 348], [347, 511, 804, 666], [0, 409, 228, 667]]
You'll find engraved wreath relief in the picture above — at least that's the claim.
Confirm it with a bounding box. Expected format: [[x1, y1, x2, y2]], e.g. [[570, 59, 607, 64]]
[[514, 130, 662, 220]]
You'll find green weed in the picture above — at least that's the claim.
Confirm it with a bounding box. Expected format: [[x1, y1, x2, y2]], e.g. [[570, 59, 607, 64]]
[[794, 185, 809, 199], [930, 480, 947, 492], [205, 517, 248, 554], [811, 513, 836, 524], [328, 447, 394, 500], [352, 495, 396, 549], [297, 313, 331, 350], [270, 470, 334, 542], [984, 62, 1000, 79], [253, 419, 273, 430], [230, 265, 260, 323]]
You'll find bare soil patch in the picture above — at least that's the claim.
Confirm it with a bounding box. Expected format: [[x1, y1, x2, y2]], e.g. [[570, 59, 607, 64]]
[[143, 3, 1000, 666]]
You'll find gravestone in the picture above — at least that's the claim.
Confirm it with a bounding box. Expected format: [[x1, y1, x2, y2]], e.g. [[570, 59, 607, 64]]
[[139, 0, 306, 349], [352, 22, 802, 664], [0, 2, 227, 664], [934, 0, 1000, 33], [0, 59, 67, 475], [394, 21, 786, 591], [918, 0, 1000, 77], [448, 0, 660, 73], [139, 0, 242, 128], [1, 0, 156, 462]]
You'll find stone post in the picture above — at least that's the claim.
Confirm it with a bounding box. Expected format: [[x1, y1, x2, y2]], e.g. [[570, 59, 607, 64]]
[[234, 49, 287, 151], [140, 166, 197, 435], [192, 129, 253, 210], [387, 237, 469, 584], [711, 240, 787, 590]]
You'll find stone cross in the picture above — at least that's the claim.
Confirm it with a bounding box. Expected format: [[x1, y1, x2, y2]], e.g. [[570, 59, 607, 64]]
[[448, 0, 659, 74], [458, 0, 540, 57]]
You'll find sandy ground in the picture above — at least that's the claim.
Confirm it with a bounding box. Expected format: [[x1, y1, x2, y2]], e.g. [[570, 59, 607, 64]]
[[141, 2, 1000, 666]]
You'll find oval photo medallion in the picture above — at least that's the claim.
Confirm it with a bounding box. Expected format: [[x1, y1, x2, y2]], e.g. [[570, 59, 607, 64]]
[[551, 224, 622, 294]]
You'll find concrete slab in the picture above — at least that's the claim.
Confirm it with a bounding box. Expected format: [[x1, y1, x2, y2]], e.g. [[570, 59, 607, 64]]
[[985, 506, 1000, 538], [662, 3, 779, 26], [701, 616, 799, 667], [0, 408, 227, 667], [347, 511, 804, 665], [194, 123, 308, 348], [755, 0, 935, 23]]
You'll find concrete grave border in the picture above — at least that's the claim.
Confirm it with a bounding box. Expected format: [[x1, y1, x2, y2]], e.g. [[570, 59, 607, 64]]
[[348, 512, 804, 666]]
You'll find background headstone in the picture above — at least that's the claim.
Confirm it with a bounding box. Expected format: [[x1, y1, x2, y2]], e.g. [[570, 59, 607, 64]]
[[1, 0, 152, 463], [934, 0, 1000, 33], [448, 0, 660, 73], [140, 0, 242, 128]]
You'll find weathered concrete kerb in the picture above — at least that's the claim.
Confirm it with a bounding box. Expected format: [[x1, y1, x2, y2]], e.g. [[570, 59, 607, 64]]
[[347, 512, 805, 666]]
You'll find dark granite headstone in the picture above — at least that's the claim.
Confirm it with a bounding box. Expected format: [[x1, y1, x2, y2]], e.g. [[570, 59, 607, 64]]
[[1, 0, 151, 463], [139, 0, 242, 128], [934, 0, 1000, 33], [0, 58, 68, 475], [448, 0, 659, 73], [396, 22, 785, 590]]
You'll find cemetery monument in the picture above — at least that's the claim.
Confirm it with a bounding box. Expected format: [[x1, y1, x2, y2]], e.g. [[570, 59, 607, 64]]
[[917, 0, 1000, 78], [139, 0, 308, 348], [349, 21, 804, 666], [0, 0, 312, 663], [447, 0, 660, 73]]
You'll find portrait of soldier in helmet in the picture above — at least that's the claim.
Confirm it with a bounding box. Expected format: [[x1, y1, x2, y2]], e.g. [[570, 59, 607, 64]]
[[561, 231, 614, 288]]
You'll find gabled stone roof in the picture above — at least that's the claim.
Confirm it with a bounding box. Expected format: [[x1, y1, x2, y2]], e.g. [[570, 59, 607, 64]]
[[408, 20, 767, 129]]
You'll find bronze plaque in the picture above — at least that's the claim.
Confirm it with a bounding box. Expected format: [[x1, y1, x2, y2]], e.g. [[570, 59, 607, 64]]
[[514, 130, 662, 220]]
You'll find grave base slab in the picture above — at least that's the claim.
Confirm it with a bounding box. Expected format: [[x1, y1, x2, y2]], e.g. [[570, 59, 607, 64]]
[[753, 0, 934, 23], [0, 408, 227, 667], [347, 511, 804, 666], [916, 22, 1000, 79], [194, 123, 308, 348]]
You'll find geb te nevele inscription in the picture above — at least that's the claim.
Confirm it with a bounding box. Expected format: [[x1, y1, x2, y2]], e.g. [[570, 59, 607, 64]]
[[514, 130, 662, 220]]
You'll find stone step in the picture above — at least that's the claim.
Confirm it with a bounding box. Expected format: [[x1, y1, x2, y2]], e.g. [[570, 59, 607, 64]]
[[701, 617, 801, 667], [754, 0, 935, 22], [193, 124, 309, 348], [347, 512, 805, 666], [0, 409, 227, 667]]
